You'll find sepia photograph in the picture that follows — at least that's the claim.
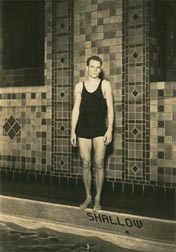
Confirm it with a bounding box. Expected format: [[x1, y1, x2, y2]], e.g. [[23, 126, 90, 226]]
[[0, 0, 175, 251]]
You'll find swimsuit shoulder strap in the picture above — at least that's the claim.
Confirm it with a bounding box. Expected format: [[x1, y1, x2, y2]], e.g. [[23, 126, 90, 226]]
[[81, 81, 86, 95]]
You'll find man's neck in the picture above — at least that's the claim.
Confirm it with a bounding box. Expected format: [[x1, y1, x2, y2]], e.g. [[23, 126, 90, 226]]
[[88, 76, 99, 83]]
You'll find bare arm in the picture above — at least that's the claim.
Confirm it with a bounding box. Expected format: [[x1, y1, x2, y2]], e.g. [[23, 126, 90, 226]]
[[71, 83, 82, 147], [103, 81, 114, 145]]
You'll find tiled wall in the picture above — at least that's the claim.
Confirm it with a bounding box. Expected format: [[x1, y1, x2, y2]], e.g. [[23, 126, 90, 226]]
[[0, 0, 175, 198]]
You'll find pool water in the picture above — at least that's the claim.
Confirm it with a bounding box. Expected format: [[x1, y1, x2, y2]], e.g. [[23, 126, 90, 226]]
[[0, 221, 135, 252]]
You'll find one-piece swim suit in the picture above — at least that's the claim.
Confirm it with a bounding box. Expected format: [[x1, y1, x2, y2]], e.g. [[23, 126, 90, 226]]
[[76, 79, 107, 139]]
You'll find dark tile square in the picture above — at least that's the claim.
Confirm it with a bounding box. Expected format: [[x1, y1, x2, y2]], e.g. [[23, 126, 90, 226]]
[[103, 181, 113, 192], [158, 136, 164, 143], [144, 185, 154, 197], [158, 89, 164, 97], [31, 93, 36, 99], [158, 105, 164, 112], [7, 171, 14, 180], [124, 183, 133, 194], [158, 167, 164, 174], [21, 93, 26, 99], [59, 177, 68, 186], [41, 93, 46, 99], [158, 120, 164, 128], [158, 152, 164, 159], [14, 172, 21, 181], [134, 184, 143, 195], [36, 174, 44, 184], [75, 178, 84, 188], [41, 106, 46, 112], [32, 157, 36, 164], [42, 145, 46, 151], [28, 173, 36, 183], [155, 186, 165, 199], [165, 188, 175, 200], [52, 175, 60, 185], [67, 177, 77, 188], [0, 170, 7, 179], [44, 175, 52, 185], [42, 158, 46, 164]]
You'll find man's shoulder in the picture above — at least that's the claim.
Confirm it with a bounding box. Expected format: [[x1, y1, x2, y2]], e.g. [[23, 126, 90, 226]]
[[102, 79, 111, 89], [75, 81, 83, 93]]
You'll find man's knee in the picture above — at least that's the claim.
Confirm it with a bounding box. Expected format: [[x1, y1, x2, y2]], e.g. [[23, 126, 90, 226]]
[[95, 158, 104, 169], [81, 158, 91, 169]]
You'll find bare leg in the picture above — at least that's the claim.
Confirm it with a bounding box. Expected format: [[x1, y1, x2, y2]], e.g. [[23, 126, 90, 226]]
[[93, 136, 106, 211], [78, 138, 92, 210]]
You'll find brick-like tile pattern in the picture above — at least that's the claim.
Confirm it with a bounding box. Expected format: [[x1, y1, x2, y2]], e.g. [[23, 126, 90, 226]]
[[150, 82, 176, 187], [0, 87, 52, 172], [73, 0, 123, 179]]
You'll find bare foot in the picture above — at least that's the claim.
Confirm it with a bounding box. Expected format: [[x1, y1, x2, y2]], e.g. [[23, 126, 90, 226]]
[[93, 199, 101, 212], [79, 197, 92, 210]]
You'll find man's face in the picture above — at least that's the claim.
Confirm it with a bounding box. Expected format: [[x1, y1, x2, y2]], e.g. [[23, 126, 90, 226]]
[[87, 60, 102, 79]]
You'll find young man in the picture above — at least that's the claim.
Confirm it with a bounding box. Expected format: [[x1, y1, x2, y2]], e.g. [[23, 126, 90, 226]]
[[71, 55, 114, 211]]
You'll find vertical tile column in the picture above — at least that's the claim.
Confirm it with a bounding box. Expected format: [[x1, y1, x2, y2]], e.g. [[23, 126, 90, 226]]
[[122, 0, 150, 186], [52, 0, 73, 176]]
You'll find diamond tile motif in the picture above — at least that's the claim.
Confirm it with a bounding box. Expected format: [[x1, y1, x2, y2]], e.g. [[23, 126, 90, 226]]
[[60, 57, 65, 64], [60, 159, 65, 166], [132, 165, 139, 173], [133, 52, 138, 59], [132, 13, 139, 20], [3, 115, 21, 140], [60, 23, 65, 30], [132, 127, 139, 135], [60, 125, 65, 132], [60, 91, 65, 98], [132, 89, 138, 97]]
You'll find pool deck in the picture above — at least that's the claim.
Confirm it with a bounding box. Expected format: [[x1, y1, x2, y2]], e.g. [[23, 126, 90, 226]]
[[0, 195, 175, 252]]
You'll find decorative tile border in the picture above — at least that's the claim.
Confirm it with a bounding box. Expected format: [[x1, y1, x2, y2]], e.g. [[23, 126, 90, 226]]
[[122, 0, 150, 183], [52, 0, 73, 174]]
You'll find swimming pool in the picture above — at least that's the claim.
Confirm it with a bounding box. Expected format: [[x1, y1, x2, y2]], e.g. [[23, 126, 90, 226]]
[[0, 218, 127, 252], [0, 195, 175, 252]]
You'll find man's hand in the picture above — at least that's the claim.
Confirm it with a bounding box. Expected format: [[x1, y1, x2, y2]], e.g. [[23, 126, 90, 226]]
[[71, 132, 77, 147], [103, 130, 112, 145]]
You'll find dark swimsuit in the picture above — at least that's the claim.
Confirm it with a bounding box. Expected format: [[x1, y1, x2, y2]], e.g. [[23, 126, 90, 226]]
[[76, 79, 107, 139]]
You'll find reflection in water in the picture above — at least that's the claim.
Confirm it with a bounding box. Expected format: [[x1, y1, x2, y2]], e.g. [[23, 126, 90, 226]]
[[0, 221, 134, 252]]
